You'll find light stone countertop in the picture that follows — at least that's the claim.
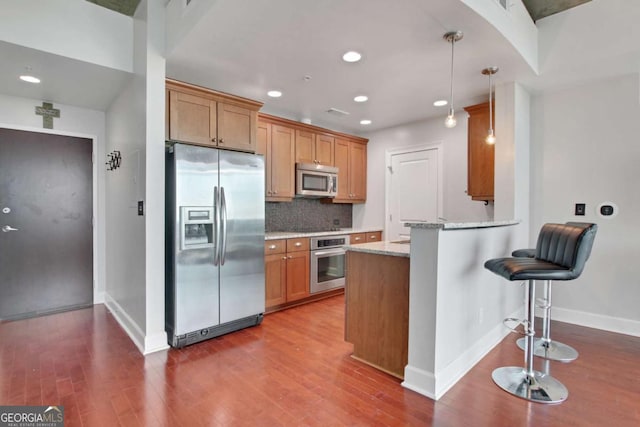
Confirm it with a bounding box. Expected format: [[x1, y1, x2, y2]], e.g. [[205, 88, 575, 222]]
[[406, 219, 520, 230], [265, 227, 383, 241], [344, 241, 410, 258]]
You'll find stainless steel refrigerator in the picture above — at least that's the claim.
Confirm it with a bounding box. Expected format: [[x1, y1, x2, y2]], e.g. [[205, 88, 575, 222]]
[[165, 143, 265, 348]]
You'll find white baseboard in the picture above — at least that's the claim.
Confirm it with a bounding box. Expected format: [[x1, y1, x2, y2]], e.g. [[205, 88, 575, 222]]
[[402, 307, 523, 401], [144, 332, 169, 354], [93, 291, 105, 304], [104, 293, 146, 354], [402, 366, 436, 400], [550, 306, 640, 337]]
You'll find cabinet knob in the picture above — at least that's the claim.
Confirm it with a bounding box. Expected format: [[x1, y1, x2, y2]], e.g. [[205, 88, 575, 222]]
[[219, 138, 224, 144], [282, 256, 287, 260], [288, 255, 293, 259], [354, 237, 361, 241], [370, 235, 376, 239], [212, 137, 217, 143], [273, 191, 278, 194], [268, 244, 276, 250]]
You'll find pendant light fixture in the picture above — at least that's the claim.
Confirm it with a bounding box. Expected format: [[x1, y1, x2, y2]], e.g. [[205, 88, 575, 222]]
[[443, 31, 463, 128], [482, 67, 498, 144]]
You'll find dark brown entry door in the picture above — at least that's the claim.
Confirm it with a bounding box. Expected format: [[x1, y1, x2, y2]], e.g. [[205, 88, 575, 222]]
[[0, 128, 93, 320]]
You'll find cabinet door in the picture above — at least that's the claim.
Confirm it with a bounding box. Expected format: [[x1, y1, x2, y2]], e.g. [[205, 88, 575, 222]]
[[286, 251, 310, 302], [315, 134, 335, 166], [257, 121, 270, 197], [295, 130, 315, 164], [168, 90, 217, 146], [269, 125, 295, 200], [218, 103, 257, 152], [333, 139, 350, 202], [349, 142, 367, 202], [465, 102, 494, 200], [265, 253, 287, 308]]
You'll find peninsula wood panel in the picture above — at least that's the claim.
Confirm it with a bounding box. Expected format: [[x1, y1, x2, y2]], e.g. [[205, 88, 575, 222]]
[[345, 251, 409, 378]]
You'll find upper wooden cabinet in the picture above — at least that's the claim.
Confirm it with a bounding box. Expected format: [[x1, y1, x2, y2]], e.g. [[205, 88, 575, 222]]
[[166, 79, 262, 153], [464, 102, 495, 201], [295, 130, 334, 166], [333, 138, 367, 203], [258, 120, 295, 202], [258, 113, 368, 203]]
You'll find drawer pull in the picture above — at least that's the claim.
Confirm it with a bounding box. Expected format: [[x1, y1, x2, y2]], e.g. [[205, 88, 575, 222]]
[[354, 237, 361, 241], [268, 244, 277, 250], [295, 242, 302, 247]]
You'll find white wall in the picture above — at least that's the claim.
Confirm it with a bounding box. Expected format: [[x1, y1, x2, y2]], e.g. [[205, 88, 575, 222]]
[[104, 0, 168, 354], [0, 0, 133, 72], [353, 114, 493, 230], [530, 73, 640, 336], [0, 93, 107, 304]]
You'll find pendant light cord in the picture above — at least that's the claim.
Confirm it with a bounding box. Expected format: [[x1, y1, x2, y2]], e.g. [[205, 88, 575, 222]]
[[449, 38, 455, 114], [488, 72, 493, 133]]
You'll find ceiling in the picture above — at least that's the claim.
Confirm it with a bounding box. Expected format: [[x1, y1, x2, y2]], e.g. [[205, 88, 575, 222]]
[[166, 0, 540, 134], [522, 0, 591, 21], [0, 0, 606, 133]]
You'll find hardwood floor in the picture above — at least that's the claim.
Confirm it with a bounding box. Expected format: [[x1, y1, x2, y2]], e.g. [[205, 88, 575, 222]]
[[1, 295, 639, 426]]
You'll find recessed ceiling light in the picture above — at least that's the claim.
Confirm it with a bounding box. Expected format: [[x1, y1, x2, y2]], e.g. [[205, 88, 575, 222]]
[[353, 95, 368, 103], [267, 90, 282, 98], [433, 99, 448, 107], [19, 75, 40, 84], [342, 51, 362, 63], [360, 119, 372, 125]]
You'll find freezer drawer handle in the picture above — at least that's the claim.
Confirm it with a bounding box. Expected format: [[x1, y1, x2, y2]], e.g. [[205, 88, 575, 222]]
[[2, 225, 19, 232]]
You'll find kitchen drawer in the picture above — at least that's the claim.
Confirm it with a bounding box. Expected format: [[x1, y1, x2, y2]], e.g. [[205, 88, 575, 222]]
[[265, 240, 286, 255], [350, 233, 366, 244], [366, 231, 382, 243], [286, 238, 309, 252]]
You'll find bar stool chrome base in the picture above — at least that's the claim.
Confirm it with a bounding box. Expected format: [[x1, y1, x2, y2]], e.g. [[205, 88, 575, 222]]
[[492, 366, 568, 404], [516, 337, 578, 362]]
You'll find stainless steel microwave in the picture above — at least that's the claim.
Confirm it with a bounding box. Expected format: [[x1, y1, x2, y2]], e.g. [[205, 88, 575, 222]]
[[295, 163, 338, 198]]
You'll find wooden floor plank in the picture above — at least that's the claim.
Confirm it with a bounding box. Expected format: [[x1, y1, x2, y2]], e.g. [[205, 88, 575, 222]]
[[1, 295, 639, 426]]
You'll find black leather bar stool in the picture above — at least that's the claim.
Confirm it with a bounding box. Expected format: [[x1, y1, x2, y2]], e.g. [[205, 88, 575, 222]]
[[484, 222, 597, 403], [511, 222, 595, 362]]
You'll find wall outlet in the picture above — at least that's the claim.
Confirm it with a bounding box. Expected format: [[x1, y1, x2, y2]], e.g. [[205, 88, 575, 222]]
[[137, 201, 144, 216], [575, 203, 586, 216]]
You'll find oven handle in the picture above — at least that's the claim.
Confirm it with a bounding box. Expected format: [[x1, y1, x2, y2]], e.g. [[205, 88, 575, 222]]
[[312, 249, 345, 257]]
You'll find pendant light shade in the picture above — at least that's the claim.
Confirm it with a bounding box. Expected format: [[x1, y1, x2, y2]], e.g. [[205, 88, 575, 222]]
[[482, 67, 498, 144], [443, 31, 463, 128]]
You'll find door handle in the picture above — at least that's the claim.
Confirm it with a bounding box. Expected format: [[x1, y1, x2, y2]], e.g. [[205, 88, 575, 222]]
[[220, 186, 228, 265], [2, 225, 18, 232], [213, 187, 220, 266]]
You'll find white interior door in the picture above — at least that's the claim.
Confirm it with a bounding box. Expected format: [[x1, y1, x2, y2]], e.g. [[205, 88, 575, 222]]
[[387, 147, 440, 241]]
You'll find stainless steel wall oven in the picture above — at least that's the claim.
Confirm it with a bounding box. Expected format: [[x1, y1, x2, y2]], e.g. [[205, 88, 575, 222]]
[[310, 235, 350, 293]]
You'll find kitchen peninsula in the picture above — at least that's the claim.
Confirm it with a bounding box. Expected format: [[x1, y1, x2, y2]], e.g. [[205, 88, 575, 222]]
[[344, 220, 524, 401]]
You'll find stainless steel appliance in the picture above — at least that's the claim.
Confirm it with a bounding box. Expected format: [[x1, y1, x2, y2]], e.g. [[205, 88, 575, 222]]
[[310, 235, 349, 293], [295, 163, 338, 198], [165, 143, 265, 348]]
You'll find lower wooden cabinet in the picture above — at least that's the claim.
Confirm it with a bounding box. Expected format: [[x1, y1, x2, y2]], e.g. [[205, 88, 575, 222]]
[[350, 231, 382, 244], [264, 238, 310, 309]]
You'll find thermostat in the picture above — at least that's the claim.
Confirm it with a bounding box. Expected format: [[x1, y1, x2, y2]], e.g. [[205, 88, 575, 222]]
[[596, 202, 618, 219]]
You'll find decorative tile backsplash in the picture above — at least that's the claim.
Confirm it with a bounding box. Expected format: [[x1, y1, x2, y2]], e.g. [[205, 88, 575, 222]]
[[266, 198, 352, 232]]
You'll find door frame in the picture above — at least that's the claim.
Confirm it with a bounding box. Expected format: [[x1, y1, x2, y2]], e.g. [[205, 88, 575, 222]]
[[0, 123, 101, 305], [384, 143, 444, 239]]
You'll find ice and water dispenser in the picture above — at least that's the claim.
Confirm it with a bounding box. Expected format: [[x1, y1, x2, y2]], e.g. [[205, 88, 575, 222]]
[[180, 206, 215, 250]]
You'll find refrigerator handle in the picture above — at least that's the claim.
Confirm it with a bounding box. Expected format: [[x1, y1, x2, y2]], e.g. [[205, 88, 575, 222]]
[[213, 186, 220, 266], [220, 186, 228, 265]]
